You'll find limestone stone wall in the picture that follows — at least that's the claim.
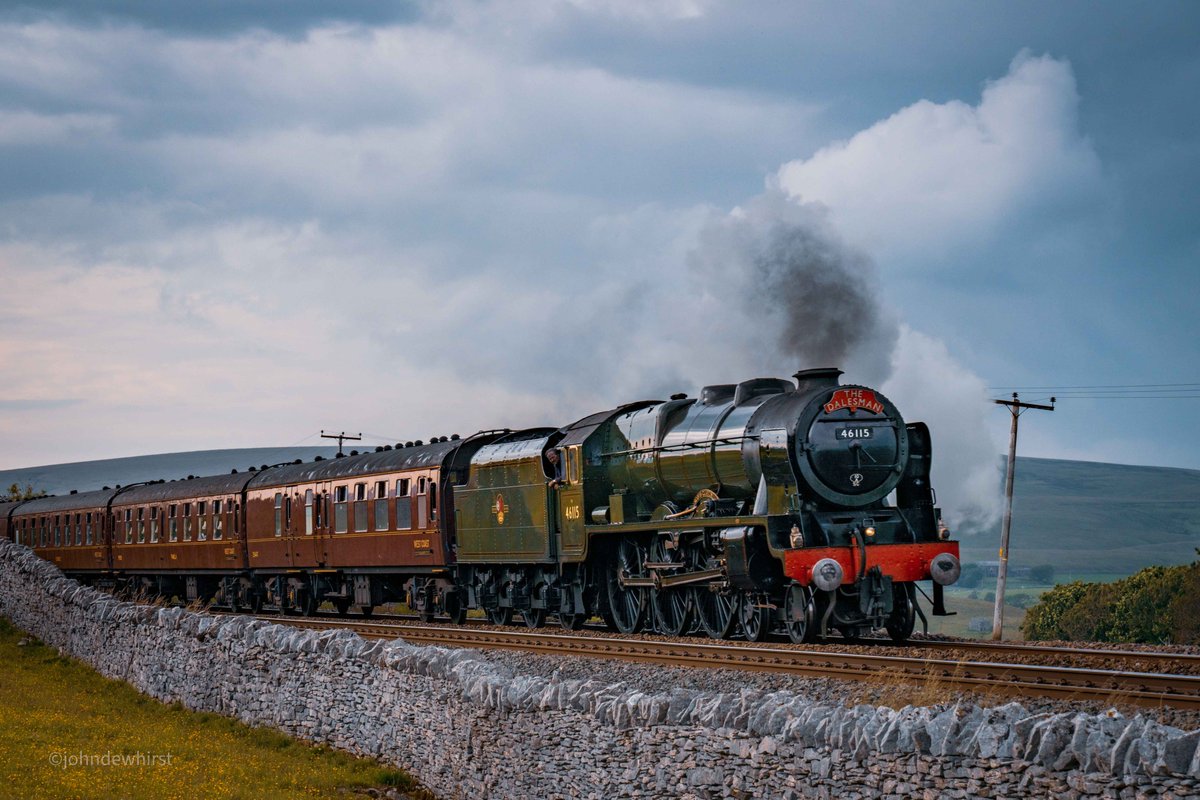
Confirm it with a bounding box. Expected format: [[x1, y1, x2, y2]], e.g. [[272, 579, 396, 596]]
[[1, 540, 1197, 800]]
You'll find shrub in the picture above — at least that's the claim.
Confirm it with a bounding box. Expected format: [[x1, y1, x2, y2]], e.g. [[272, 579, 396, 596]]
[[1022, 559, 1200, 644], [1022, 581, 1091, 640]]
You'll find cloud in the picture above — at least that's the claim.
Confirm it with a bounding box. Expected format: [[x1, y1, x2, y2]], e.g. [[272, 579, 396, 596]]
[[775, 51, 1103, 265]]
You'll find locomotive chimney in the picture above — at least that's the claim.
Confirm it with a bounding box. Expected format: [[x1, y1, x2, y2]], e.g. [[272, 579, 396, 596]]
[[792, 367, 843, 393]]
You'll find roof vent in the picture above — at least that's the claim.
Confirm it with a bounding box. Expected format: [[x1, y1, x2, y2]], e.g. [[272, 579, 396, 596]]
[[70, 489, 78, 495], [451, 433, 460, 440], [314, 456, 325, 461]]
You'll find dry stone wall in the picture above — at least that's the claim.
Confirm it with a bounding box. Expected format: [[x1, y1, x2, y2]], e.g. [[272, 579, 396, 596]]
[[1, 539, 1198, 800]]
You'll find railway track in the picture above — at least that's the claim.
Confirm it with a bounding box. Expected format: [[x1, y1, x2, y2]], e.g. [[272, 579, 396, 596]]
[[289, 608, 1200, 672], [253, 615, 1200, 710]]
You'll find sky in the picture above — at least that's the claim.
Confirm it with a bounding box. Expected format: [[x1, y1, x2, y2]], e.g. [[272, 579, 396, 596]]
[[0, 1, 1197, 530]]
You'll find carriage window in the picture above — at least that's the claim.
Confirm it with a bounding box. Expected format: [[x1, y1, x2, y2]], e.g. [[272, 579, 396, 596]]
[[150, 507, 160, 543], [124, 509, 133, 544], [213, 499, 224, 540], [418, 476, 427, 494], [75, 513, 83, 545], [138, 508, 146, 543], [354, 483, 368, 532], [85, 512, 93, 545], [304, 490, 314, 535], [284, 495, 291, 533], [183, 503, 192, 541], [374, 481, 388, 531], [429, 482, 438, 521], [233, 503, 240, 536], [198, 501, 208, 541], [395, 479, 412, 530], [168, 505, 177, 542], [274, 492, 283, 537], [54, 515, 60, 547], [334, 486, 348, 533]]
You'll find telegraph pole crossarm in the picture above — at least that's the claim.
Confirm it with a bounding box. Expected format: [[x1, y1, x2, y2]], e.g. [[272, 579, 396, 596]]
[[991, 393, 1055, 641], [320, 430, 362, 457]]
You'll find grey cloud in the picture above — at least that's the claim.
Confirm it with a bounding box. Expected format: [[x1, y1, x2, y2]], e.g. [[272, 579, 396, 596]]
[[0, 1, 421, 37]]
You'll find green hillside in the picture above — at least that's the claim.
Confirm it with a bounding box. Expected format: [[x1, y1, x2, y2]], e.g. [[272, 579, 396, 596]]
[[958, 457, 1200, 579]]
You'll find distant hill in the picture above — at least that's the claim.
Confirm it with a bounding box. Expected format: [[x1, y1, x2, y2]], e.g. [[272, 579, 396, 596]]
[[3, 450, 1197, 582], [0, 448, 340, 496], [959, 457, 1200, 577]]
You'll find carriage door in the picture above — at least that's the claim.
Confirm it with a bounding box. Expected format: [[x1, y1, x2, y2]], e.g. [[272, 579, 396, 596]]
[[556, 445, 586, 560], [312, 483, 330, 566]]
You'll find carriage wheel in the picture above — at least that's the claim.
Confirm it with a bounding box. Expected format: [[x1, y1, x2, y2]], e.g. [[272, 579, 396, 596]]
[[522, 608, 547, 629]]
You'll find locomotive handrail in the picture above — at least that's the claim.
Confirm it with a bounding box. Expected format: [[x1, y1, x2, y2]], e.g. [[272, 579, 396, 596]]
[[598, 434, 759, 459]]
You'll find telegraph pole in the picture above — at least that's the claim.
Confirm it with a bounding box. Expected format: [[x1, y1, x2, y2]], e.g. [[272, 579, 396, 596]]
[[320, 430, 362, 457], [991, 393, 1055, 640]]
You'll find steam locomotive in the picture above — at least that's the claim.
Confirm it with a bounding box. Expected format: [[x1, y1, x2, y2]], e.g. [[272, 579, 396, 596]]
[[1, 368, 961, 643]]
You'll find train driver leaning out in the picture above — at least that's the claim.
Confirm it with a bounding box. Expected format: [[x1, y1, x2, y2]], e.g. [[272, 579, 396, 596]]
[[546, 448, 565, 489]]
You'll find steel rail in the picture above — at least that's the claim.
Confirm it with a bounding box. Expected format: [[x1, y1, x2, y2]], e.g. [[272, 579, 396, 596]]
[[254, 616, 1200, 710], [898, 637, 1200, 666], [298, 610, 1200, 667]]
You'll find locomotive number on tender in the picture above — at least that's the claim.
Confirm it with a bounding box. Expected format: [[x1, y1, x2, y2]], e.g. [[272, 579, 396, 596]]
[[836, 427, 874, 440]]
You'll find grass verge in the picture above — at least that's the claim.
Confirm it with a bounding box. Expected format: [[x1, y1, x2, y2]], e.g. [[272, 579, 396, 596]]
[[0, 616, 431, 800]]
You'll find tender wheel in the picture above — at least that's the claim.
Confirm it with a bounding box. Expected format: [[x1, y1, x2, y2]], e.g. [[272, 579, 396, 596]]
[[738, 592, 772, 642], [522, 608, 547, 629], [333, 598, 352, 617], [695, 586, 736, 639], [359, 604, 374, 619], [444, 590, 467, 625], [606, 537, 647, 634], [486, 606, 513, 626], [650, 537, 692, 637], [886, 582, 917, 644], [558, 613, 587, 631], [783, 584, 815, 644]]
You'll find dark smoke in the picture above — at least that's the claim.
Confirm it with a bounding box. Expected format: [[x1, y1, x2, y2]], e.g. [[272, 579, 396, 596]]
[[752, 222, 885, 369], [690, 191, 897, 384]]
